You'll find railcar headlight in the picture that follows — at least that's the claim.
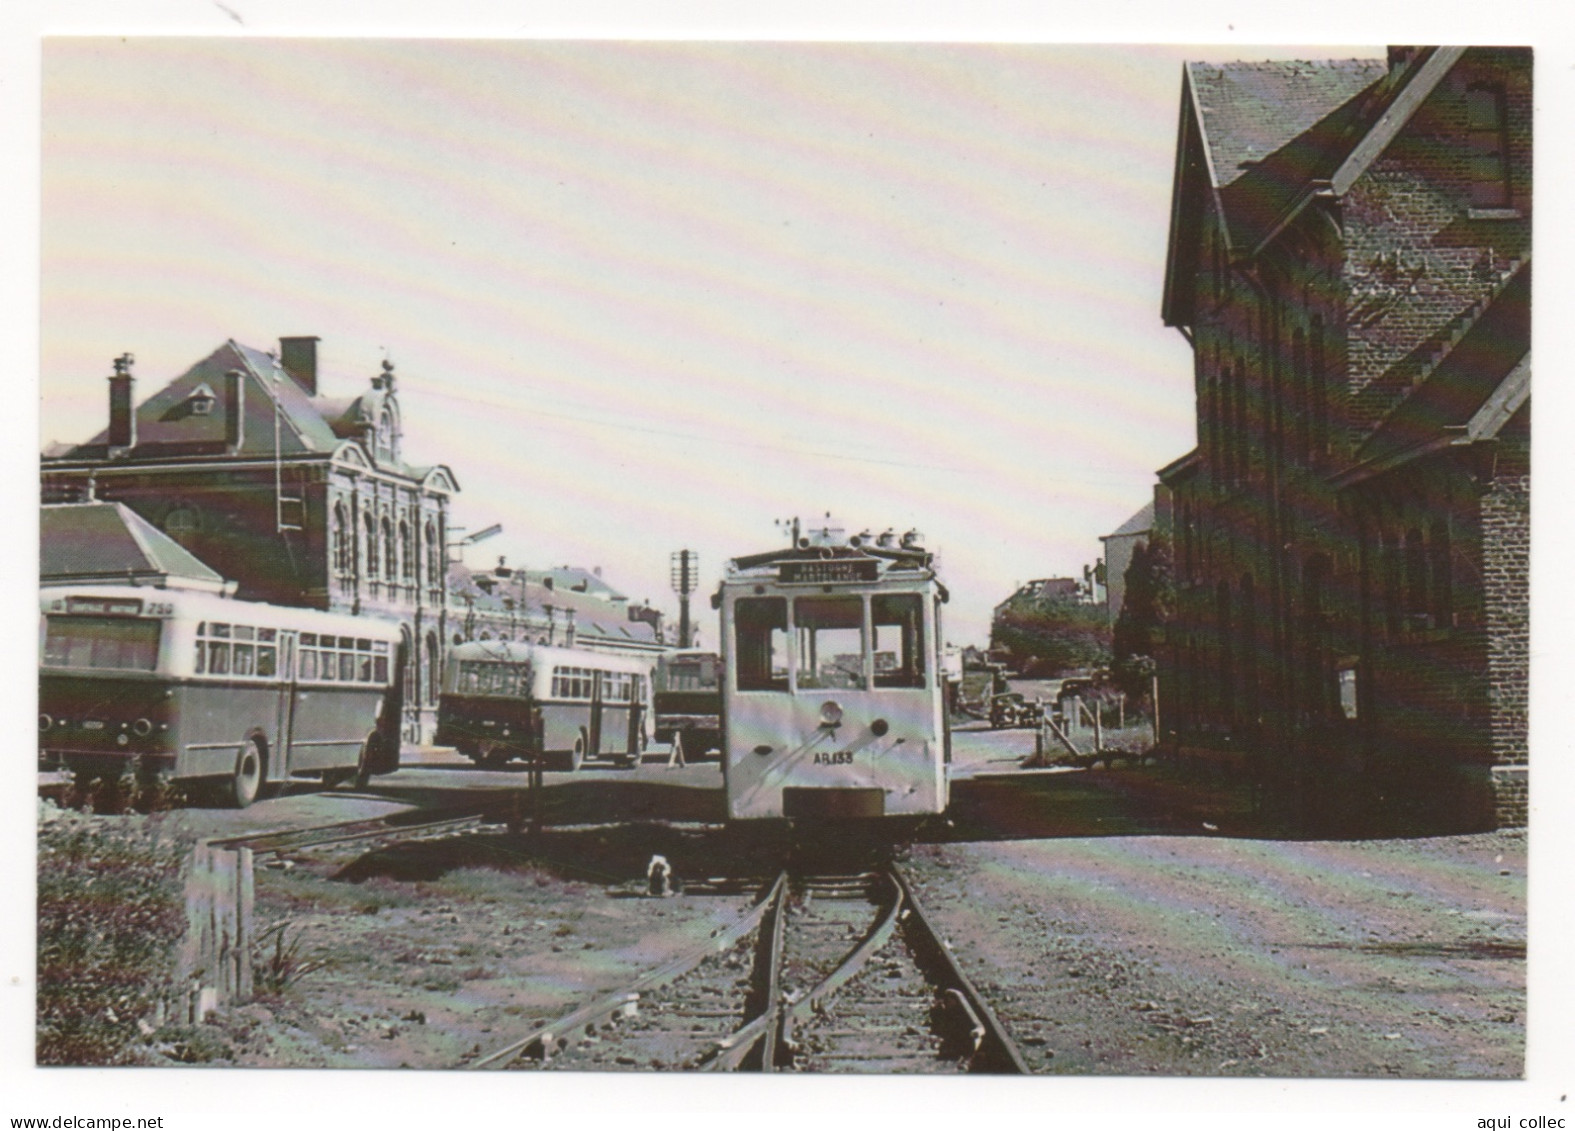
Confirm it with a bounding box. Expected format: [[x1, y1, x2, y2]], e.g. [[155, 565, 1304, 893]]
[[133, 718, 153, 737], [38, 714, 51, 732], [870, 718, 889, 737], [116, 734, 129, 747], [819, 700, 843, 729]]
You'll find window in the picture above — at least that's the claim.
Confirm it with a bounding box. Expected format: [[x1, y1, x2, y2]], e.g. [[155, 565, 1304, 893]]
[[734, 598, 788, 692], [1292, 327, 1310, 461], [551, 666, 593, 700], [1465, 84, 1511, 209], [871, 594, 926, 688], [1310, 316, 1329, 457], [365, 513, 379, 579], [257, 628, 278, 678], [400, 520, 414, 582], [44, 616, 161, 672], [332, 502, 351, 577], [233, 625, 256, 677], [426, 520, 441, 586], [1384, 536, 1402, 638], [300, 633, 320, 680], [1405, 528, 1428, 623], [1338, 665, 1359, 720], [375, 640, 391, 685], [1430, 521, 1453, 627], [795, 596, 865, 691], [207, 622, 232, 676], [382, 517, 396, 584]]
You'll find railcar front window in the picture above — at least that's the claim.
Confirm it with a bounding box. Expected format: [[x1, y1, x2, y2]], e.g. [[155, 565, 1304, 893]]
[[872, 594, 926, 688], [794, 596, 866, 691], [43, 616, 161, 672], [735, 598, 788, 691]]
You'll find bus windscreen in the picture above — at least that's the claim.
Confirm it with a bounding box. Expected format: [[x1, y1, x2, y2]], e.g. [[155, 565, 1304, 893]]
[[44, 616, 161, 672]]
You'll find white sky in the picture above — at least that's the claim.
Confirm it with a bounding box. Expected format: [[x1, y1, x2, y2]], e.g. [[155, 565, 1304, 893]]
[[8, 2, 1575, 1128], [37, 38, 1389, 643]]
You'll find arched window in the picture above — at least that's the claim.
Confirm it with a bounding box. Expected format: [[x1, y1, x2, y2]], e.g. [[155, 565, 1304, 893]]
[[425, 633, 440, 706], [382, 516, 396, 583], [1404, 528, 1428, 623], [1310, 315, 1329, 458], [1430, 521, 1453, 627], [364, 512, 379, 579], [377, 406, 396, 463], [331, 502, 350, 578], [400, 519, 414, 582], [426, 519, 440, 586]]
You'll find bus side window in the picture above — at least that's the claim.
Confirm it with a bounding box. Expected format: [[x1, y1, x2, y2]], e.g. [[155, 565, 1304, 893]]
[[356, 639, 373, 683], [300, 634, 319, 681], [208, 623, 232, 676], [233, 625, 256, 677], [373, 641, 390, 684], [338, 637, 356, 682], [257, 628, 278, 678]]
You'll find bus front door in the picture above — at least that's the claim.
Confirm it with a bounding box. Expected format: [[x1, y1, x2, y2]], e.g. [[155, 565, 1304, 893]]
[[589, 671, 604, 757], [274, 633, 297, 778]]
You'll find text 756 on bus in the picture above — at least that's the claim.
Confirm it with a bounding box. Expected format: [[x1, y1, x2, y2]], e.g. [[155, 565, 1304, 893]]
[[39, 587, 406, 807]]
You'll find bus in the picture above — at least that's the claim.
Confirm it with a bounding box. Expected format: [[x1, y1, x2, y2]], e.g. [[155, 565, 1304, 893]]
[[716, 522, 951, 821], [435, 640, 652, 771], [652, 649, 722, 760], [39, 586, 405, 807]]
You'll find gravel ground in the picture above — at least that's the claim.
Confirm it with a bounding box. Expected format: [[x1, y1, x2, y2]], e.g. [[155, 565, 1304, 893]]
[[900, 829, 1526, 1078]]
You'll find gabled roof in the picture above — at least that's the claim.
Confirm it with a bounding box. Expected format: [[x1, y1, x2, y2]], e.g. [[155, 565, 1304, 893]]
[[1100, 501, 1156, 543], [45, 340, 446, 485], [525, 566, 628, 604], [1163, 50, 1474, 326], [1337, 260, 1530, 486], [40, 502, 229, 592]]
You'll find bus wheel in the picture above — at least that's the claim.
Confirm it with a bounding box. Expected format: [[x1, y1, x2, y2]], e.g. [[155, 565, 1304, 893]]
[[352, 731, 378, 790], [566, 730, 587, 773], [228, 739, 264, 809]]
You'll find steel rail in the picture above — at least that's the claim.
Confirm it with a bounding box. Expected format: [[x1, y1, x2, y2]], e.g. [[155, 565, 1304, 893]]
[[890, 865, 1031, 1074], [776, 871, 905, 1059], [468, 872, 788, 1070], [208, 807, 486, 855]]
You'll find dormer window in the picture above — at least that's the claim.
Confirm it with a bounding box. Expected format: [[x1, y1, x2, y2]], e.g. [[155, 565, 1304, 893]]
[[187, 383, 216, 416]]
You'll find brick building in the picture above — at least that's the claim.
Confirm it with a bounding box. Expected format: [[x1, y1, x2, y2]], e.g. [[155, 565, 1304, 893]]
[[1156, 47, 1530, 827], [41, 338, 459, 742]]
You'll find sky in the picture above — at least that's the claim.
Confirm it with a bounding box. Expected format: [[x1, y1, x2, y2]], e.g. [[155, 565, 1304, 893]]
[[10, 3, 1575, 1128], [36, 38, 1391, 644]]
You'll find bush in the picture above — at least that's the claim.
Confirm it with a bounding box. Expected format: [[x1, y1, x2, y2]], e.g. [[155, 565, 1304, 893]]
[[36, 805, 187, 1065], [991, 594, 1111, 677]]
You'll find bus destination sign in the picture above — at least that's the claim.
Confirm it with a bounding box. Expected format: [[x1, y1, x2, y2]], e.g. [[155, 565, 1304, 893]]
[[779, 559, 880, 584], [65, 597, 144, 616]]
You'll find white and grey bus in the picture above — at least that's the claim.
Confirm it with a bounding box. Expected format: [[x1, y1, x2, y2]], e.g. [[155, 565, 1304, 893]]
[[435, 640, 652, 771], [39, 587, 405, 807]]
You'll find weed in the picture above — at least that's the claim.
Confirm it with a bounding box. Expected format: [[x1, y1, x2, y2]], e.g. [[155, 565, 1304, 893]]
[[253, 921, 327, 994]]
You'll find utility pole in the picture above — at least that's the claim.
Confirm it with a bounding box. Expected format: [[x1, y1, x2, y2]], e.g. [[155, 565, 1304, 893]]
[[670, 549, 697, 649]]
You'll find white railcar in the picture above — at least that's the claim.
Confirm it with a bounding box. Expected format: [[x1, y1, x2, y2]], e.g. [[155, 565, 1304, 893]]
[[717, 523, 951, 821]]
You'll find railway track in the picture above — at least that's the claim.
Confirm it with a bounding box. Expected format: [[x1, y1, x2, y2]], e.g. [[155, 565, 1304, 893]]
[[207, 806, 490, 857], [468, 864, 1028, 1074]]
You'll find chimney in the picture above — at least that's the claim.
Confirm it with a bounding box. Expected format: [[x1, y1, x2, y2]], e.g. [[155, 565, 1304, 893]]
[[106, 353, 136, 455], [279, 336, 320, 396], [1387, 46, 1425, 73], [225, 368, 246, 452], [564, 610, 576, 648]]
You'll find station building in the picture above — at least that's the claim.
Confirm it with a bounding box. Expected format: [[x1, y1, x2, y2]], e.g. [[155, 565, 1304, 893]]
[[40, 337, 459, 743], [1155, 46, 1530, 827]]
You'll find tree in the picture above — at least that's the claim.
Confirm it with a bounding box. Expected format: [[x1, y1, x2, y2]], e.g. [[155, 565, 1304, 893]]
[[1111, 535, 1174, 698], [991, 592, 1111, 677]]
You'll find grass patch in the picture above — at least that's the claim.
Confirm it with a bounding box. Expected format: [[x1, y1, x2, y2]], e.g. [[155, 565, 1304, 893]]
[[37, 803, 186, 1065]]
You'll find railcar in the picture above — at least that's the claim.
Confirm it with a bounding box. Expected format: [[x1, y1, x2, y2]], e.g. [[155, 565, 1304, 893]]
[[435, 640, 652, 771], [717, 522, 951, 821], [38, 586, 405, 807]]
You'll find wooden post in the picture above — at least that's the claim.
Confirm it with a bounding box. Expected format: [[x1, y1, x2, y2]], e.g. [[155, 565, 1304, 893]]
[[1118, 694, 1125, 730], [236, 847, 255, 1000], [1093, 698, 1103, 753], [1151, 674, 1161, 748], [211, 848, 237, 1003]]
